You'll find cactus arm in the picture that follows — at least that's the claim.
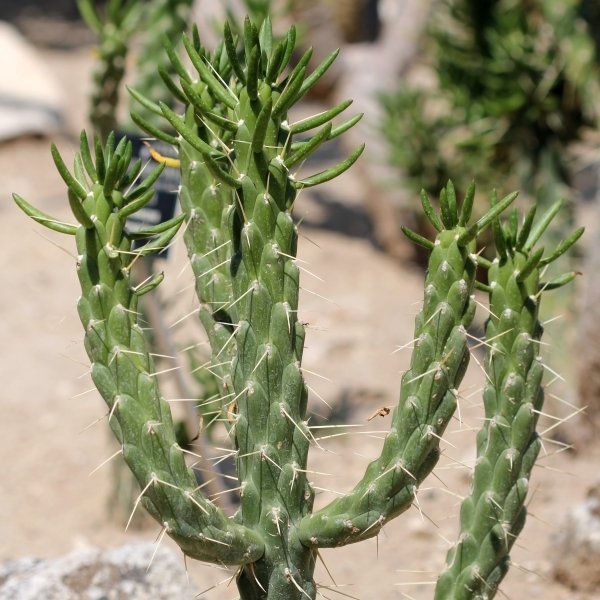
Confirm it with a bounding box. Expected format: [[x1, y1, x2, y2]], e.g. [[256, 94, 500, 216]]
[[131, 18, 364, 597], [219, 21, 346, 596], [434, 204, 582, 599], [296, 185, 517, 549], [179, 126, 240, 409], [14, 134, 264, 566]]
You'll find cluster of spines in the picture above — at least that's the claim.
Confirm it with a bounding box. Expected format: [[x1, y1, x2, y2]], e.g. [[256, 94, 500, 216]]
[[14, 132, 263, 566], [296, 182, 518, 548], [434, 199, 583, 599]]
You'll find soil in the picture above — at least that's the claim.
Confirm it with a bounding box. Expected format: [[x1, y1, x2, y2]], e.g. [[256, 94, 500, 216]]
[[1, 29, 599, 600]]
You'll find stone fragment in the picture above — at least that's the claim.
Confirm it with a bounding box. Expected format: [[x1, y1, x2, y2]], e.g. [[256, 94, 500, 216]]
[[551, 477, 600, 592], [0, 542, 200, 599], [0, 22, 64, 140]]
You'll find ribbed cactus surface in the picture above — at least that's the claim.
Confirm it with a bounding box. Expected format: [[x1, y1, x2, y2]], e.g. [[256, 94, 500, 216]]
[[14, 134, 264, 566], [435, 201, 583, 599]]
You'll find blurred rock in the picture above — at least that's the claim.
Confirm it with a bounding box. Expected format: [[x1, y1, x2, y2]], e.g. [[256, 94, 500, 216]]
[[551, 476, 600, 591], [0, 22, 64, 140], [0, 542, 200, 599], [0, 0, 84, 22]]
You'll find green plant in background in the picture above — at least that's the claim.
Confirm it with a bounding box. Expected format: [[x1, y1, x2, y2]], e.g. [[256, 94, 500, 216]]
[[123, 0, 195, 132], [78, 0, 195, 135], [379, 0, 594, 403], [379, 0, 600, 228], [77, 0, 142, 140], [14, 15, 582, 599], [222, 0, 282, 36], [582, 0, 600, 59], [241, 0, 275, 23]]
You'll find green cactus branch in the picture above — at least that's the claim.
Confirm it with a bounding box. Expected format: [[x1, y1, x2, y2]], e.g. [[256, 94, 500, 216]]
[[130, 18, 366, 595], [14, 13, 583, 600], [14, 132, 264, 566], [435, 200, 583, 599], [297, 183, 518, 549]]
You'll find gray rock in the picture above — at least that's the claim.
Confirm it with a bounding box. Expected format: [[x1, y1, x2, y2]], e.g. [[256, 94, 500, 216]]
[[0, 542, 200, 599], [0, 22, 64, 140], [552, 477, 600, 591]]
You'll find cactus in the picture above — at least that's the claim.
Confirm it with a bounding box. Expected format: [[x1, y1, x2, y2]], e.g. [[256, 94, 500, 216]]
[[434, 200, 583, 598], [77, 0, 143, 140], [123, 0, 195, 131], [14, 16, 581, 599]]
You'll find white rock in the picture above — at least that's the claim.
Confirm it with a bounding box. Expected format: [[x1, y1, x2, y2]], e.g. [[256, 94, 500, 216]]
[[551, 476, 600, 591], [0, 542, 200, 599], [0, 23, 64, 140]]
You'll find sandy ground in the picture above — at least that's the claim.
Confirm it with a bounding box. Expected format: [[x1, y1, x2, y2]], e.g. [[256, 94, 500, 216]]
[[1, 39, 599, 600]]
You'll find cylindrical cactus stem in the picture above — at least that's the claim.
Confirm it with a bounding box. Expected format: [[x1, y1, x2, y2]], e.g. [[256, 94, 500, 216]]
[[297, 182, 517, 548], [226, 79, 316, 600], [131, 36, 242, 416], [434, 200, 583, 600], [132, 17, 364, 598], [179, 112, 239, 404], [13, 132, 264, 566]]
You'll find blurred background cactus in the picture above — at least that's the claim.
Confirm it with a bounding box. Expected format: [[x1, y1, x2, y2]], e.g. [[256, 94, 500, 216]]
[[76, 0, 141, 141], [123, 0, 195, 132], [379, 0, 600, 237], [77, 0, 195, 138], [378, 0, 598, 429]]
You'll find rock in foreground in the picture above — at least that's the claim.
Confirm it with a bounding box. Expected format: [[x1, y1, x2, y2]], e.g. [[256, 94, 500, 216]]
[[0, 542, 200, 599]]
